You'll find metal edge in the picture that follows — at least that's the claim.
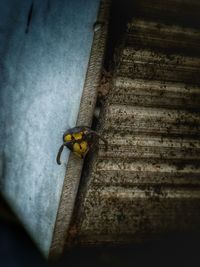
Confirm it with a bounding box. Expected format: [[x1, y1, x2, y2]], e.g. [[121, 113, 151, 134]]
[[48, 0, 111, 259]]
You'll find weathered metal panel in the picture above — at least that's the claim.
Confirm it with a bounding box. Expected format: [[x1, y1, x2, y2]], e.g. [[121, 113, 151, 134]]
[[68, 0, 200, 246]]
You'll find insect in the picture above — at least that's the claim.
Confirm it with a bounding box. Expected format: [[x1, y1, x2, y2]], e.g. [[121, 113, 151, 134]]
[[56, 126, 108, 165]]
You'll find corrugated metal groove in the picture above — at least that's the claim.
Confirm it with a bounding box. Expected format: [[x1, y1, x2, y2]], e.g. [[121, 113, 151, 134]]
[[126, 19, 200, 54]]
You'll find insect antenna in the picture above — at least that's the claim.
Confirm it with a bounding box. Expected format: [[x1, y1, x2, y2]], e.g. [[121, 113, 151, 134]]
[[56, 144, 65, 165]]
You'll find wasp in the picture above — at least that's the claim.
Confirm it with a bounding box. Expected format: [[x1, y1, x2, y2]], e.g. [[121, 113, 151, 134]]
[[56, 126, 108, 165]]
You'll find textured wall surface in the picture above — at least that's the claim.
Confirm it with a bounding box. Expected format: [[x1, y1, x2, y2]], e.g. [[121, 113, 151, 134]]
[[0, 0, 99, 256]]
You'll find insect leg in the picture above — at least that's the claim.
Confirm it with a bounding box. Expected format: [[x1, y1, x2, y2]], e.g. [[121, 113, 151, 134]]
[[90, 130, 108, 151], [56, 144, 65, 165]]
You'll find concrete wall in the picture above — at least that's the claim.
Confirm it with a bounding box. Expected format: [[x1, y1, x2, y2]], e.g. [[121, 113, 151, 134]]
[[0, 0, 99, 256]]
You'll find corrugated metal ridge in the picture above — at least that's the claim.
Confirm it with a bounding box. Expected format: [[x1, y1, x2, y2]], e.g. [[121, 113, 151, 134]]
[[109, 78, 200, 110], [117, 48, 200, 84], [100, 187, 200, 199]]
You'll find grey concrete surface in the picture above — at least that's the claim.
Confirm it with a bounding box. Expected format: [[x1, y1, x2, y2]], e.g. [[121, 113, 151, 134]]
[[0, 0, 99, 256]]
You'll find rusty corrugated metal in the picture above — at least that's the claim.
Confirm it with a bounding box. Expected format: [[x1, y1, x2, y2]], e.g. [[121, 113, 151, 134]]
[[67, 0, 200, 245]]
